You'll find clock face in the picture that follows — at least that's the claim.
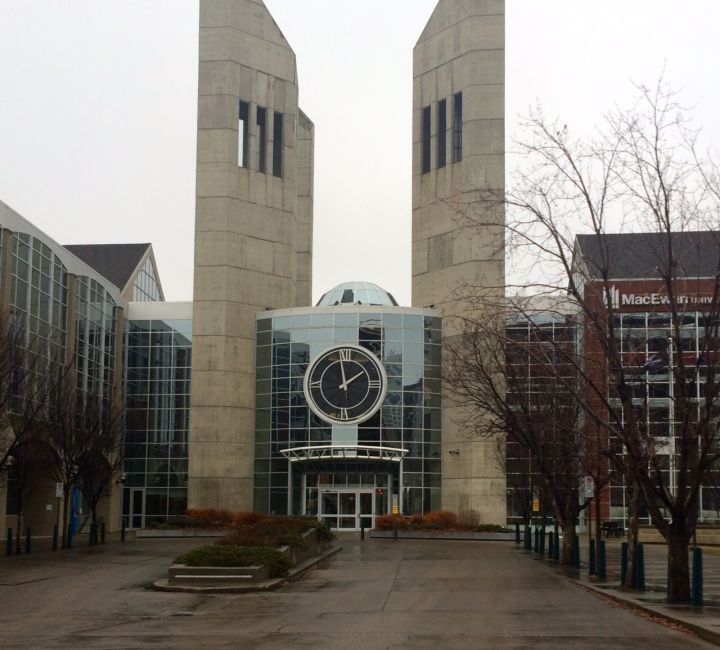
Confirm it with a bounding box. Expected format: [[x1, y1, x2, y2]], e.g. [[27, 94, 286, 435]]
[[304, 344, 387, 425]]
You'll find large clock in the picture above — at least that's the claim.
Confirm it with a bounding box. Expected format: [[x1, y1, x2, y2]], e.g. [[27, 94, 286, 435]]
[[304, 344, 387, 425]]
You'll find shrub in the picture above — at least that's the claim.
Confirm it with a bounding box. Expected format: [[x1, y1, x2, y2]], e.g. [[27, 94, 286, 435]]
[[409, 513, 425, 528], [220, 515, 333, 548], [232, 511, 268, 526], [185, 508, 235, 529], [175, 545, 292, 577], [422, 510, 457, 530], [375, 513, 410, 530]]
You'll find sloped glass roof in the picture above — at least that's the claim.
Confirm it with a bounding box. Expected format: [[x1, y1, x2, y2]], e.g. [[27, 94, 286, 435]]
[[316, 281, 399, 307]]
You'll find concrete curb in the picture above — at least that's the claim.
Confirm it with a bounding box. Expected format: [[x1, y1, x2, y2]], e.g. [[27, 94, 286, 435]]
[[575, 580, 720, 647], [370, 530, 514, 541], [151, 544, 342, 594]]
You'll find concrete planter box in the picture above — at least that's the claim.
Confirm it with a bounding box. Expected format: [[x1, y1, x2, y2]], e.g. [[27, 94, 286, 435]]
[[370, 530, 515, 541], [169, 564, 269, 587], [136, 529, 226, 538], [164, 526, 333, 589]]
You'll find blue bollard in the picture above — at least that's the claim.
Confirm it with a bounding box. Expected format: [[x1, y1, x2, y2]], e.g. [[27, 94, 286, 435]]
[[620, 542, 628, 586], [692, 546, 704, 607], [635, 543, 645, 591], [599, 540, 607, 580], [5, 528, 12, 556], [589, 538, 596, 575]]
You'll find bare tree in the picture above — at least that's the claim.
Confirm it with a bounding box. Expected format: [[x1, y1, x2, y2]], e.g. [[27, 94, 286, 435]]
[[75, 398, 124, 541], [447, 299, 588, 564], [457, 79, 720, 601], [38, 360, 123, 547]]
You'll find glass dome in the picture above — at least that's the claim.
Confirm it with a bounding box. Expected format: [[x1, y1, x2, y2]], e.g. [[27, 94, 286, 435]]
[[316, 281, 399, 307]]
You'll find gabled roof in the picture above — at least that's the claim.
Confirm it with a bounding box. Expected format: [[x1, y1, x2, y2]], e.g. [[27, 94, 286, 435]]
[[575, 232, 720, 280], [64, 243, 152, 290]]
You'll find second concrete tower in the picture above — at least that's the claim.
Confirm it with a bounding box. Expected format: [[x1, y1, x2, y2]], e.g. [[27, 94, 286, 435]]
[[412, 0, 506, 523]]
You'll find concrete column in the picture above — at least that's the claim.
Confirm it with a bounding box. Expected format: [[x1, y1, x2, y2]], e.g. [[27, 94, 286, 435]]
[[412, 0, 506, 524]]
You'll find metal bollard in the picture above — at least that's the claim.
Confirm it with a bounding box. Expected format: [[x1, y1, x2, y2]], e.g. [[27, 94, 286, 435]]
[[52, 525, 59, 551], [24, 527, 31, 555], [67, 524, 73, 550], [692, 546, 704, 607], [554, 531, 560, 562], [5, 528, 12, 556], [548, 532, 554, 559], [524, 526, 531, 551], [515, 523, 520, 545], [539, 525, 546, 556], [360, 519, 365, 541], [589, 538, 596, 575], [620, 542, 628, 586], [101, 522, 106, 545], [635, 543, 645, 591], [89, 523, 96, 546], [573, 535, 580, 568], [599, 540, 607, 580], [393, 521, 398, 541], [121, 519, 126, 543], [534, 527, 539, 553]]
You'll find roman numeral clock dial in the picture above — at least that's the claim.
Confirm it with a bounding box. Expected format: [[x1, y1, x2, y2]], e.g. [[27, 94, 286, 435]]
[[303, 344, 387, 425]]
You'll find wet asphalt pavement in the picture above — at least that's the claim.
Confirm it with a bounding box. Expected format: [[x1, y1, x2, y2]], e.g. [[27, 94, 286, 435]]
[[0, 534, 714, 649]]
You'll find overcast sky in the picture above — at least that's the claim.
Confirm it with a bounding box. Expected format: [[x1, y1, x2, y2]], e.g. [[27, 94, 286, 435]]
[[0, 1, 718, 305]]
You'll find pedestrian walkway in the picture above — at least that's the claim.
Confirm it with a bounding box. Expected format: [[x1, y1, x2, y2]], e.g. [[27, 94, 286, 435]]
[[0, 534, 714, 648], [523, 534, 720, 646]]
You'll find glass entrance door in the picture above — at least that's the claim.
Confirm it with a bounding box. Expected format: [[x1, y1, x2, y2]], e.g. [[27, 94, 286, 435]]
[[319, 490, 374, 530], [129, 488, 145, 529]]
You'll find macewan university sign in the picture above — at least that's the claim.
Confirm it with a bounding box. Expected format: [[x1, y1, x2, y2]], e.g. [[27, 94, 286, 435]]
[[603, 283, 718, 310]]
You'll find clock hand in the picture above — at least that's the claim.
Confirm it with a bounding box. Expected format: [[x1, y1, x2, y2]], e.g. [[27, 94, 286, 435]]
[[341, 371, 364, 390], [339, 358, 348, 391]]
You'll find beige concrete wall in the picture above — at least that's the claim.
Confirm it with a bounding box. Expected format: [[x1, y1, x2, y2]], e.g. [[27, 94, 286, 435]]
[[412, 0, 506, 524], [295, 109, 314, 308], [191, 0, 313, 511]]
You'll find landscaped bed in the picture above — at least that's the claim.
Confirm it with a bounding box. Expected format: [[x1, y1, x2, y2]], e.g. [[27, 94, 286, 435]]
[[154, 510, 336, 591], [374, 510, 512, 533]]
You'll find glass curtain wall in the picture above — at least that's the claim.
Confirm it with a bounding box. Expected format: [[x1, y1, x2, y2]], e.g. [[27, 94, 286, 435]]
[[255, 310, 442, 516], [614, 310, 720, 524], [123, 318, 192, 526]]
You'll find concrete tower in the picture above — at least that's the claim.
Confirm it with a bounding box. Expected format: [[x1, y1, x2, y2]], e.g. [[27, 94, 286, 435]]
[[412, 0, 506, 523], [190, 0, 313, 510]]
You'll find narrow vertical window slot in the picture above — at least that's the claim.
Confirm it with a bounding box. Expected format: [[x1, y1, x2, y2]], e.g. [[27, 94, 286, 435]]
[[257, 106, 267, 173], [238, 101, 249, 168], [452, 92, 463, 163], [272, 112, 283, 178], [437, 99, 447, 169], [421, 105, 431, 174]]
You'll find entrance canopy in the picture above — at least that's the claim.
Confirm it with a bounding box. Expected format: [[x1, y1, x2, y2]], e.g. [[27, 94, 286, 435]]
[[280, 445, 408, 464]]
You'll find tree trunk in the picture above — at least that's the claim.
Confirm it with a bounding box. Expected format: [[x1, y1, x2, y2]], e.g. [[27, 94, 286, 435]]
[[561, 521, 576, 565], [625, 480, 641, 588], [666, 528, 691, 603]]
